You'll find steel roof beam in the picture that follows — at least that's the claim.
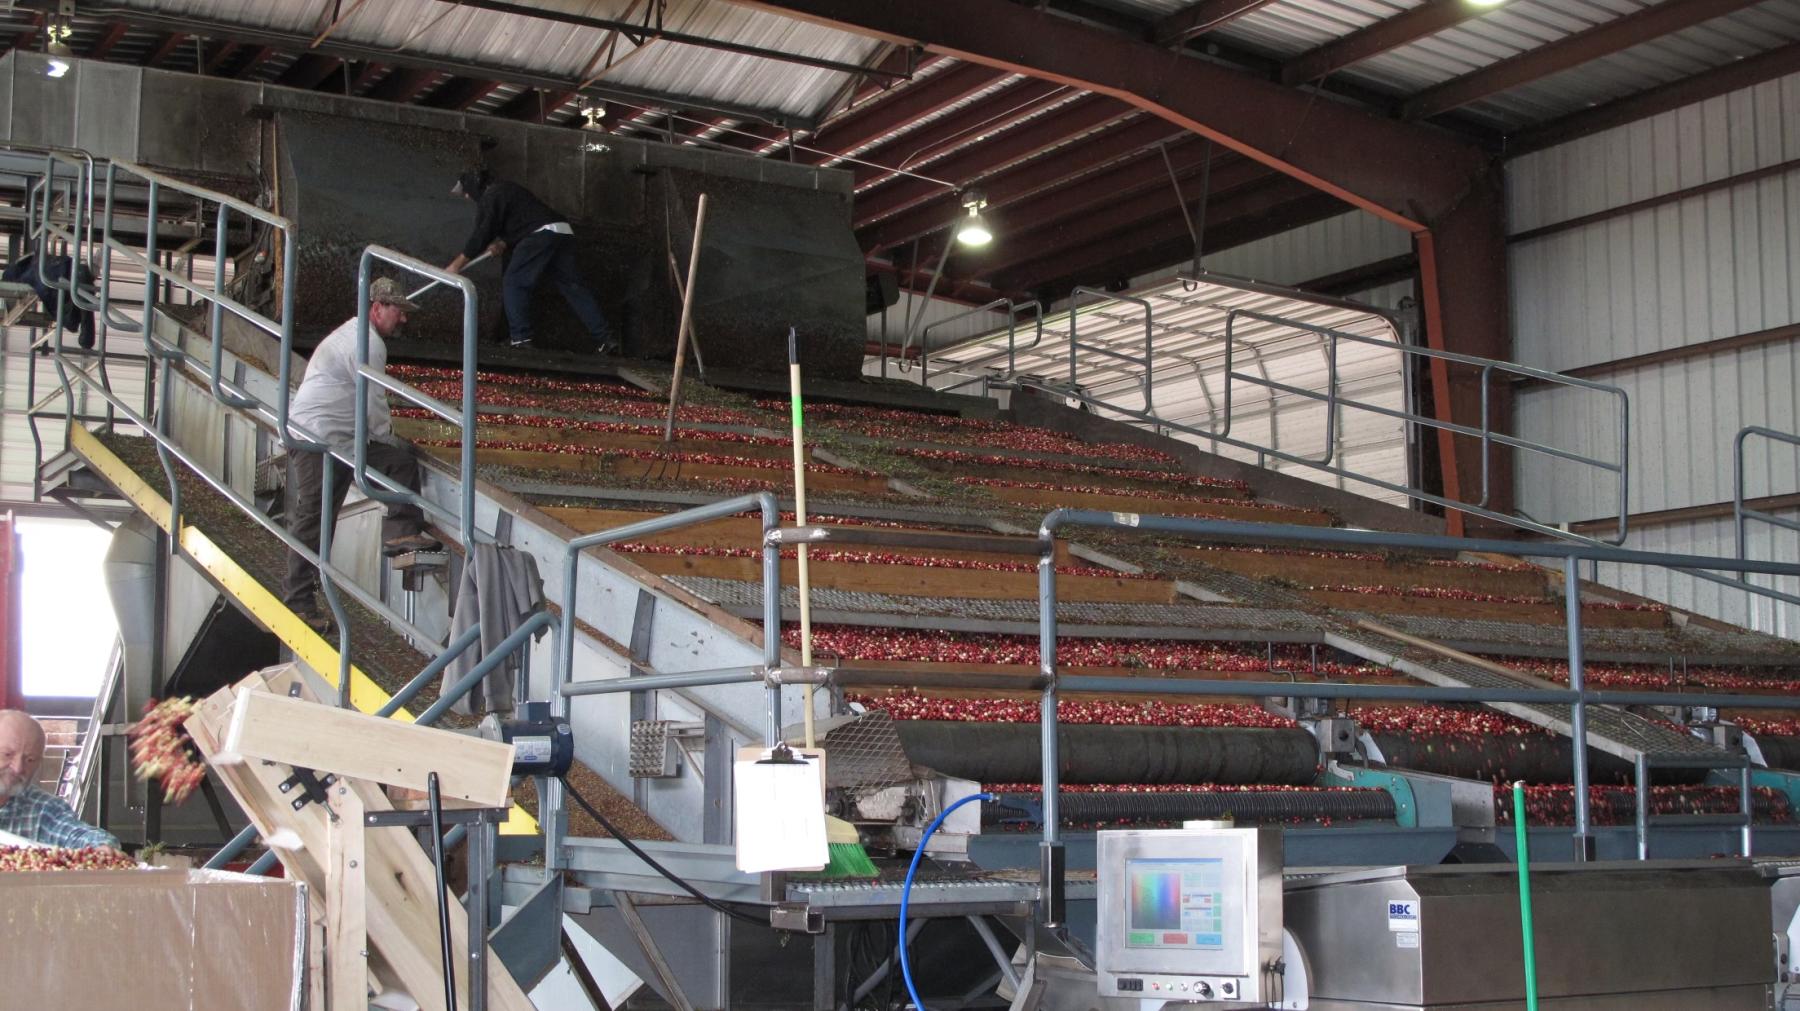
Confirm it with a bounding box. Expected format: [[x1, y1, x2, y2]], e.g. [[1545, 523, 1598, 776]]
[[990, 175, 1338, 290], [426, 77, 504, 111], [779, 62, 1010, 165], [87, 21, 128, 60], [453, 0, 910, 81], [858, 113, 1190, 252], [1280, 0, 1494, 86], [848, 77, 1071, 189], [201, 41, 239, 75], [275, 53, 342, 90], [367, 67, 448, 104], [1402, 0, 1765, 121], [234, 46, 277, 79], [854, 93, 1133, 228], [1153, 0, 1279, 46], [15, 4, 815, 130], [1506, 40, 1800, 156], [731, 0, 1484, 227], [142, 32, 189, 68]]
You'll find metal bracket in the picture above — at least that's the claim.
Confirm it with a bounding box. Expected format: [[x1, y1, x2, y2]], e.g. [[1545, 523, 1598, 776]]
[[364, 807, 504, 829], [769, 902, 824, 934], [765, 665, 832, 686], [276, 767, 337, 813]]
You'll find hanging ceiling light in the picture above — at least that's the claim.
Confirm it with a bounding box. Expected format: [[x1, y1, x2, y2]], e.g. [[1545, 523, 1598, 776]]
[[580, 105, 606, 132], [955, 190, 992, 248], [45, 16, 74, 58]]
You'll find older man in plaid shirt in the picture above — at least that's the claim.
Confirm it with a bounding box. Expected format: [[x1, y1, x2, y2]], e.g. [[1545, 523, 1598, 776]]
[[0, 710, 116, 849]]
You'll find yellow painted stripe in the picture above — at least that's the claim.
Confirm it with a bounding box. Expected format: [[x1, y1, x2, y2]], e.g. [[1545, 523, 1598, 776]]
[[73, 427, 538, 835]]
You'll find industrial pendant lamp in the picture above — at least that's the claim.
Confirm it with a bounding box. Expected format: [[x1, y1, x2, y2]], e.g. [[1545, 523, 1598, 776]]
[[955, 190, 992, 247], [44, 16, 73, 77]]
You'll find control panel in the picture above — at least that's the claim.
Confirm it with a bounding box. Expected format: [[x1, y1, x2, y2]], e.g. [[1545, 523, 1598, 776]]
[[1093, 826, 1283, 1003]]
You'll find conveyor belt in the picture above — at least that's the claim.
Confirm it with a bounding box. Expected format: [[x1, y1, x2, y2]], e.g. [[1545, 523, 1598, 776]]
[[1334, 630, 1742, 766], [1350, 612, 1800, 665], [984, 788, 1398, 829]]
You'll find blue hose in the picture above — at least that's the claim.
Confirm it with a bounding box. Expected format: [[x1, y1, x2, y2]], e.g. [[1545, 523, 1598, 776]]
[[899, 791, 995, 1011]]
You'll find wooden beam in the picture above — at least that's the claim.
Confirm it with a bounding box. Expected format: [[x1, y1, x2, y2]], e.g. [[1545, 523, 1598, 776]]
[[326, 787, 368, 1011], [223, 688, 516, 806], [86, 21, 130, 60], [1402, 0, 1764, 121]]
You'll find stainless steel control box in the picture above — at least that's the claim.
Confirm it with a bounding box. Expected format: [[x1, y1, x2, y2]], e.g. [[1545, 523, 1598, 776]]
[[1093, 826, 1283, 1003]]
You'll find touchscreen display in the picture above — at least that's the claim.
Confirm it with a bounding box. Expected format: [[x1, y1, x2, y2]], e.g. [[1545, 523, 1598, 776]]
[[1125, 858, 1225, 950]]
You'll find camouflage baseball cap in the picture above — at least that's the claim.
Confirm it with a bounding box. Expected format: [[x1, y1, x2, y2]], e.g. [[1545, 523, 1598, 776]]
[[369, 277, 420, 311]]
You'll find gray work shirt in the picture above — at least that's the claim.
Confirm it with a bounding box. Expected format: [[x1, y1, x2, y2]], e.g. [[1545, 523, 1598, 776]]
[[287, 316, 391, 453]]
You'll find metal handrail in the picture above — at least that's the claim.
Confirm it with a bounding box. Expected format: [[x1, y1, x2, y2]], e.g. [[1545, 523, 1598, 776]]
[[352, 246, 483, 550], [1734, 425, 1800, 623], [1069, 287, 1153, 414], [1024, 508, 1800, 920], [916, 299, 1047, 395]]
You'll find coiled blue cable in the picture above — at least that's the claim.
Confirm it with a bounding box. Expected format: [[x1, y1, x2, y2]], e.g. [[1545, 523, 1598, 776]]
[[899, 791, 996, 1011]]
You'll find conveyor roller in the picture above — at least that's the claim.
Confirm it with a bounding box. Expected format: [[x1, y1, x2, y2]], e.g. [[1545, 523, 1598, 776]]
[[984, 788, 1398, 829]]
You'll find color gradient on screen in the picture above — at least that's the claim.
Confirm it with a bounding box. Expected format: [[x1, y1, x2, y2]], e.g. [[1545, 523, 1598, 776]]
[[1131, 870, 1182, 930]]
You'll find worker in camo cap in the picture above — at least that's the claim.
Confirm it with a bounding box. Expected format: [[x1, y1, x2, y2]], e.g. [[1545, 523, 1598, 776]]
[[282, 277, 441, 632], [446, 168, 618, 354]]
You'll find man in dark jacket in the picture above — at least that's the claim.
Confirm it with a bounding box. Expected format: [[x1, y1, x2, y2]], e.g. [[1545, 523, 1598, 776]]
[[445, 169, 617, 354], [1, 253, 95, 349]]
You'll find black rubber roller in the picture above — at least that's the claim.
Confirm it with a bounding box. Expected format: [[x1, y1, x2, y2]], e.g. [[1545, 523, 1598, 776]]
[[892, 721, 1322, 786], [1752, 735, 1800, 774]]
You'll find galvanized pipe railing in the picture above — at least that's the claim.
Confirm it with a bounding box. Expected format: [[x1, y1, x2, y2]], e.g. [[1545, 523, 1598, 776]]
[[1025, 508, 1800, 920], [1069, 287, 1153, 414], [915, 299, 1045, 396], [1734, 425, 1800, 618], [351, 245, 484, 550]]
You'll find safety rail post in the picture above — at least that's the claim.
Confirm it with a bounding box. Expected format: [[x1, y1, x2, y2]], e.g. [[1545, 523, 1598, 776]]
[[353, 245, 480, 551], [1037, 510, 1065, 929], [1635, 755, 1650, 861], [1563, 557, 1593, 861], [925, 300, 1047, 397], [919, 298, 1011, 391], [1069, 287, 1154, 414], [1734, 425, 1800, 627], [550, 492, 783, 871]]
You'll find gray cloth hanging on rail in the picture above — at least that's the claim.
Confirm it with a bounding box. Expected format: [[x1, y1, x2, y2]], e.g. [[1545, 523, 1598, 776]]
[[444, 543, 546, 716]]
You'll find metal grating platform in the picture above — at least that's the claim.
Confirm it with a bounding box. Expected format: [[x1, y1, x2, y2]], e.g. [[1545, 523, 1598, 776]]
[[1349, 612, 1800, 666]]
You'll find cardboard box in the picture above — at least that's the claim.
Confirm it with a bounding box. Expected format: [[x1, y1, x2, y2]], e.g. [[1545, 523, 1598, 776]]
[[0, 866, 306, 1010]]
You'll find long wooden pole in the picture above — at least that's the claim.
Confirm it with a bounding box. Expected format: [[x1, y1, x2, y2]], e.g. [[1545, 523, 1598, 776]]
[[787, 327, 816, 748], [663, 193, 708, 442]]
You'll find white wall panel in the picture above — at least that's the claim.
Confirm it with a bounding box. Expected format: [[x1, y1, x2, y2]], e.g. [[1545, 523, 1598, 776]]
[[1508, 71, 1800, 374], [1590, 507, 1800, 639]]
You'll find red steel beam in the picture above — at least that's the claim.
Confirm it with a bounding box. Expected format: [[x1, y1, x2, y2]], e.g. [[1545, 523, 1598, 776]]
[[858, 113, 1189, 252], [733, 0, 1508, 513], [86, 22, 130, 60], [3, 14, 43, 58], [349, 61, 389, 93], [988, 174, 1332, 289], [275, 53, 343, 90], [1154, 0, 1279, 46], [234, 46, 277, 78], [1506, 40, 1800, 156], [201, 40, 239, 74], [1402, 0, 1764, 121], [849, 77, 1071, 189], [781, 62, 1011, 165], [952, 153, 1273, 278], [854, 93, 1133, 228], [425, 77, 504, 111], [368, 67, 447, 104], [142, 31, 189, 68], [1281, 0, 1492, 86]]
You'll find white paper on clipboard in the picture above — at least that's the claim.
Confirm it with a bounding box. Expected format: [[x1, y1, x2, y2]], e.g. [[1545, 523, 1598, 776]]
[[733, 746, 828, 873]]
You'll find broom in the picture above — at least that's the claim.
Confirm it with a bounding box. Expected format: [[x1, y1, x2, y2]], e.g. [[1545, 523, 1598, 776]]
[[788, 326, 877, 878]]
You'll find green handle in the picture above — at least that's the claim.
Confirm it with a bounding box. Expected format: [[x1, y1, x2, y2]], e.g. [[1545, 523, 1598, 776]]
[[1512, 781, 1540, 1011]]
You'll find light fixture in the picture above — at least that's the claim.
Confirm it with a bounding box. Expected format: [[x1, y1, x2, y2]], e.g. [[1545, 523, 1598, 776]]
[[954, 190, 992, 248], [45, 16, 74, 58], [46, 59, 69, 78], [581, 105, 606, 132], [1467, 0, 1507, 7]]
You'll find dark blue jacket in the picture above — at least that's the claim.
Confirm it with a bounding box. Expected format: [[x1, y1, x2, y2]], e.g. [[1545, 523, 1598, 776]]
[[2, 254, 95, 348]]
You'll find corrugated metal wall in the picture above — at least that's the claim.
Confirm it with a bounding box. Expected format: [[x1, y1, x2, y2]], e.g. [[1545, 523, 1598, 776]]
[[1508, 70, 1800, 631], [1165, 210, 1415, 302]]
